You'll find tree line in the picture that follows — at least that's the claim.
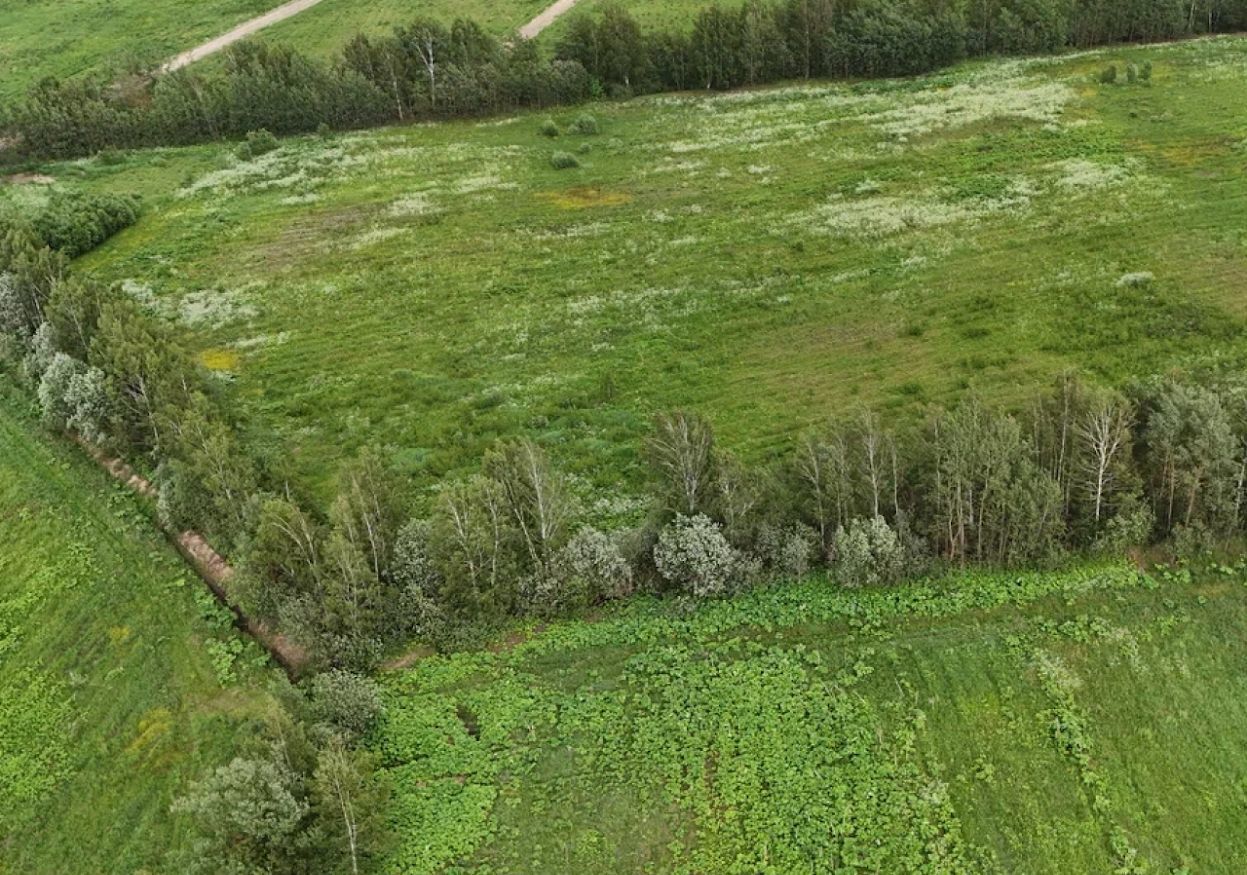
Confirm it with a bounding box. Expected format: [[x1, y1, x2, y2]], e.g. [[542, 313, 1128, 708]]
[[5, 221, 1247, 670], [4, 0, 1246, 161]]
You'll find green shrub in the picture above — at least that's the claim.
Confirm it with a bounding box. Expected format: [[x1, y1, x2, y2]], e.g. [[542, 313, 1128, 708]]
[[236, 128, 279, 159], [306, 670, 384, 742], [570, 113, 599, 135], [1099, 64, 1118, 85], [832, 517, 905, 587], [27, 190, 141, 258], [550, 150, 580, 170], [654, 514, 738, 598], [539, 118, 560, 138]]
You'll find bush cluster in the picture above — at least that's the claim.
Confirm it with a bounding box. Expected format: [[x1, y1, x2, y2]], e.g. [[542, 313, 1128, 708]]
[[1, 190, 140, 258]]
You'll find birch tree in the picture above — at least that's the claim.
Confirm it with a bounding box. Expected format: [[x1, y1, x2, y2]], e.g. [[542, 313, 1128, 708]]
[[648, 410, 716, 516], [1074, 395, 1134, 524], [484, 439, 572, 576]]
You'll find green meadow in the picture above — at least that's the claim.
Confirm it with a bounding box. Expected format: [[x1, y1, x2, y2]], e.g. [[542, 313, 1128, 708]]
[[0, 386, 284, 873], [372, 561, 1247, 873], [26, 36, 1243, 506]]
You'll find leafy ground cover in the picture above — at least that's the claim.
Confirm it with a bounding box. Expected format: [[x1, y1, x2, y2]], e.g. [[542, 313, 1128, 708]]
[[0, 385, 284, 873], [373, 560, 1247, 873], [39, 37, 1247, 508]]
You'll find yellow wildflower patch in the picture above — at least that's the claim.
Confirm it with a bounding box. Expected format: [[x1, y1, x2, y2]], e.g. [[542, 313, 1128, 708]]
[[199, 347, 241, 372]]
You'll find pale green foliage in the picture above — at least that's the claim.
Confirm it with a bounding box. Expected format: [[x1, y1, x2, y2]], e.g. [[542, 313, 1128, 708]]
[[527, 525, 634, 613], [307, 670, 384, 743], [390, 518, 444, 636], [22, 323, 57, 382], [649, 410, 716, 516], [63, 365, 111, 444], [833, 516, 905, 587], [755, 522, 815, 580], [654, 513, 738, 597], [550, 150, 580, 169], [171, 755, 311, 874], [0, 272, 24, 339], [36, 352, 85, 430], [391, 519, 439, 595], [560, 525, 633, 600]]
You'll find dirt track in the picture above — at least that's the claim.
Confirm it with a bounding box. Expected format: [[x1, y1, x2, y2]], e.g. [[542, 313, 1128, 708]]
[[162, 0, 329, 72], [75, 435, 308, 676], [519, 0, 586, 39], [163, 0, 581, 72]]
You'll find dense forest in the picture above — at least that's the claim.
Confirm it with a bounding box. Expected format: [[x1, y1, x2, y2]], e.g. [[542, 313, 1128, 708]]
[[3, 0, 1247, 161]]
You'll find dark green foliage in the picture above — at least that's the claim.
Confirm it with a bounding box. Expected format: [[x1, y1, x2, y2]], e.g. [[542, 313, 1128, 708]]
[[0, 190, 139, 259], [237, 128, 279, 159]]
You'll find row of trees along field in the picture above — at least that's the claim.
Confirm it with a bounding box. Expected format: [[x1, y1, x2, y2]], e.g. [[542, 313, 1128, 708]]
[[5, 212, 1247, 672], [4, 0, 1247, 161], [0, 215, 393, 874]]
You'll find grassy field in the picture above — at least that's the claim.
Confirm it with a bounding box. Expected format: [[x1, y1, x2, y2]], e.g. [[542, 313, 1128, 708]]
[[0, 0, 292, 102], [19, 37, 1247, 509], [372, 561, 1247, 873], [0, 385, 284, 873]]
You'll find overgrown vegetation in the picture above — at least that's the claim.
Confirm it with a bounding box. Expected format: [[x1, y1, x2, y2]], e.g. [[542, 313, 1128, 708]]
[[371, 561, 1247, 872]]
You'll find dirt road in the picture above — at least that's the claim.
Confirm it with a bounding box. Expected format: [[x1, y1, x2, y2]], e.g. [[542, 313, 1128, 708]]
[[519, 0, 586, 39], [162, 0, 583, 73], [161, 0, 329, 72]]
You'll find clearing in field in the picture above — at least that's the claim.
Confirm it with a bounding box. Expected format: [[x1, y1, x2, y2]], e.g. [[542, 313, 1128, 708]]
[[374, 562, 1247, 873], [50, 37, 1247, 508], [0, 387, 284, 872]]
